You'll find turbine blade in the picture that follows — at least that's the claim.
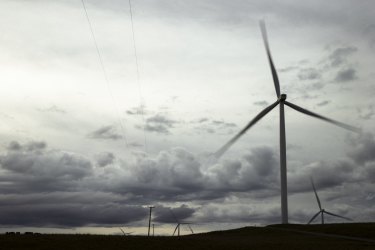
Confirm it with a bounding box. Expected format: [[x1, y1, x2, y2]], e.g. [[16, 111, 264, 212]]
[[307, 211, 321, 224], [324, 211, 352, 221], [259, 20, 281, 98], [284, 101, 361, 133], [310, 177, 322, 210], [172, 225, 179, 236], [214, 100, 280, 158], [187, 224, 194, 234], [119, 228, 126, 236]]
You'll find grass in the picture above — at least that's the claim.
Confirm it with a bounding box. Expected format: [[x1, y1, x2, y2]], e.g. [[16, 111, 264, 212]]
[[1, 223, 374, 250]]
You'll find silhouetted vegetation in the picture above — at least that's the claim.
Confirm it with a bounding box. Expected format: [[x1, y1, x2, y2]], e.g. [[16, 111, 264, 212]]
[[1, 223, 374, 250]]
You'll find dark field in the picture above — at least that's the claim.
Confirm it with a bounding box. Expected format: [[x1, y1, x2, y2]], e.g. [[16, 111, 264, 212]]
[[1, 223, 374, 250]]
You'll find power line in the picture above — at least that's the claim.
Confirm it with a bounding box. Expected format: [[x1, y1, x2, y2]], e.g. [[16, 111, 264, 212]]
[[128, 0, 148, 152], [81, 0, 129, 147]]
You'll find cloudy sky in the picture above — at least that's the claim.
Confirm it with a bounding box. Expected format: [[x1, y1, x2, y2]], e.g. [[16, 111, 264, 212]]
[[0, 0, 374, 235]]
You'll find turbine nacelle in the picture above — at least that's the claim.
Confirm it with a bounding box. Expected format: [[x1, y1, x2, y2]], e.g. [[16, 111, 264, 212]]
[[279, 94, 287, 101]]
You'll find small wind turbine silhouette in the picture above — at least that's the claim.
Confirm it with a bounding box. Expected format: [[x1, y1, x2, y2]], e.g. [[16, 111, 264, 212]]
[[308, 177, 352, 224], [119, 227, 134, 236], [214, 20, 360, 224], [170, 209, 194, 236]]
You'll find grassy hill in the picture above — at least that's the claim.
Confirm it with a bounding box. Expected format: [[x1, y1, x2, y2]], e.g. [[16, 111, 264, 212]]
[[1, 223, 374, 250]]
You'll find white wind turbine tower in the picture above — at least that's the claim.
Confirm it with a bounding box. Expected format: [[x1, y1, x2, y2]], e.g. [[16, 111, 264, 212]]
[[308, 177, 352, 224], [214, 20, 360, 224]]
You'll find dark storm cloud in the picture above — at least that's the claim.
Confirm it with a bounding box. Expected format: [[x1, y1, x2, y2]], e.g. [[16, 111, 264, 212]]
[[0, 142, 59, 193], [0, 203, 147, 227], [288, 133, 375, 195], [1, 133, 374, 227], [328, 46, 357, 68], [88, 125, 122, 140], [96, 146, 280, 203], [196, 204, 281, 224], [0, 141, 93, 194], [153, 204, 195, 223], [95, 152, 115, 167], [129, 148, 205, 192], [334, 68, 358, 82]]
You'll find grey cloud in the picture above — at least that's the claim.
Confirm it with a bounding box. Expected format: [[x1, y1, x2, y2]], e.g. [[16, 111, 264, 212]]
[[0, 203, 147, 227], [1, 133, 374, 227], [7, 141, 46, 152], [141, 114, 177, 134], [0, 141, 93, 194], [212, 120, 237, 128], [88, 125, 122, 140], [347, 133, 375, 165], [206, 147, 279, 194], [196, 204, 281, 224], [193, 118, 237, 135], [144, 124, 170, 134], [358, 105, 374, 120], [98, 146, 280, 203], [253, 101, 269, 106], [279, 66, 298, 73], [38, 105, 66, 114], [197, 118, 209, 123], [147, 114, 176, 124], [7, 141, 22, 151], [95, 152, 115, 167], [153, 204, 195, 223], [364, 24, 375, 47], [289, 133, 375, 194], [131, 148, 205, 191], [316, 100, 330, 107], [129, 142, 143, 148], [335, 68, 357, 82], [126, 105, 147, 116], [287, 160, 355, 194], [328, 46, 357, 67], [297, 68, 321, 81]]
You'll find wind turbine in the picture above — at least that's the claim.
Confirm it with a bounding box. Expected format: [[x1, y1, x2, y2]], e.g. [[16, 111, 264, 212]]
[[170, 209, 194, 236], [119, 227, 134, 236], [308, 177, 352, 224], [214, 20, 360, 224]]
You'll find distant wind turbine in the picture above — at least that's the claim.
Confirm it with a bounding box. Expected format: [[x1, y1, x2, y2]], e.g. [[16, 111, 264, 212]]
[[170, 209, 194, 236], [147, 206, 155, 236], [119, 227, 134, 236], [214, 20, 360, 224], [308, 177, 352, 224]]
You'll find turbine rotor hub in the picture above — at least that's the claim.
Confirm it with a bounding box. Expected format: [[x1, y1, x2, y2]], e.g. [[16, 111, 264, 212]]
[[280, 94, 287, 101]]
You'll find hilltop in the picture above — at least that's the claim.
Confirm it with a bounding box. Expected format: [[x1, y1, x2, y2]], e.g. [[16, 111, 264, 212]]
[[1, 223, 374, 250]]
